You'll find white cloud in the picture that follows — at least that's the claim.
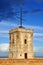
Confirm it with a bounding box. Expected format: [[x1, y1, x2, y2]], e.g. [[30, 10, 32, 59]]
[[0, 30, 9, 33], [0, 35, 9, 38], [0, 30, 9, 38], [34, 33, 43, 36], [0, 21, 18, 27], [0, 32, 9, 38], [33, 47, 40, 52], [34, 32, 43, 42], [23, 24, 43, 31], [33, 33, 43, 41], [0, 43, 9, 52], [33, 46, 43, 52], [34, 38, 43, 41]]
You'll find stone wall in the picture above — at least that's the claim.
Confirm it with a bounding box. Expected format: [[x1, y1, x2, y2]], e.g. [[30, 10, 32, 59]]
[[9, 28, 34, 59], [0, 58, 43, 65]]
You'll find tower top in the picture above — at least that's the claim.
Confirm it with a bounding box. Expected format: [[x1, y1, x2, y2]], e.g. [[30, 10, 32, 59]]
[[9, 28, 33, 34]]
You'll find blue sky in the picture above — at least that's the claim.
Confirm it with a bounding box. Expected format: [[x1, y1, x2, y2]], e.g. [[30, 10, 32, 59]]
[[0, 0, 43, 58]]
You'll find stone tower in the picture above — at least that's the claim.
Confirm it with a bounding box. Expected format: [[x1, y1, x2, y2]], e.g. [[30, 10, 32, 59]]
[[9, 28, 34, 59]]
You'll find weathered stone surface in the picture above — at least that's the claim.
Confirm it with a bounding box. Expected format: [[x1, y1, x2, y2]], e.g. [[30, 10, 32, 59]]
[[9, 28, 34, 59]]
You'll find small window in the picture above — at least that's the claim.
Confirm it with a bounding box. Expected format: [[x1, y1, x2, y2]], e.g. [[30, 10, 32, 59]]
[[24, 39, 27, 44], [20, 54, 22, 56]]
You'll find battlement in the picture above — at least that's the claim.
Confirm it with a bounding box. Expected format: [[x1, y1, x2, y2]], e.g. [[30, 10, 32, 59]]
[[9, 28, 33, 33]]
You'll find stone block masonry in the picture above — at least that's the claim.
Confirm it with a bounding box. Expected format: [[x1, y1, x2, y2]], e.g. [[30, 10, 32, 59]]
[[9, 28, 34, 59]]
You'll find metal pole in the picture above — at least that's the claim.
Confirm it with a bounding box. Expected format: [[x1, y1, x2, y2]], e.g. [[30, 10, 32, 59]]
[[20, 5, 22, 28]]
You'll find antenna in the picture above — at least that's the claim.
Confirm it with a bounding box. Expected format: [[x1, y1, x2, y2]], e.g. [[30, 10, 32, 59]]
[[19, 5, 24, 28], [20, 5, 22, 28]]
